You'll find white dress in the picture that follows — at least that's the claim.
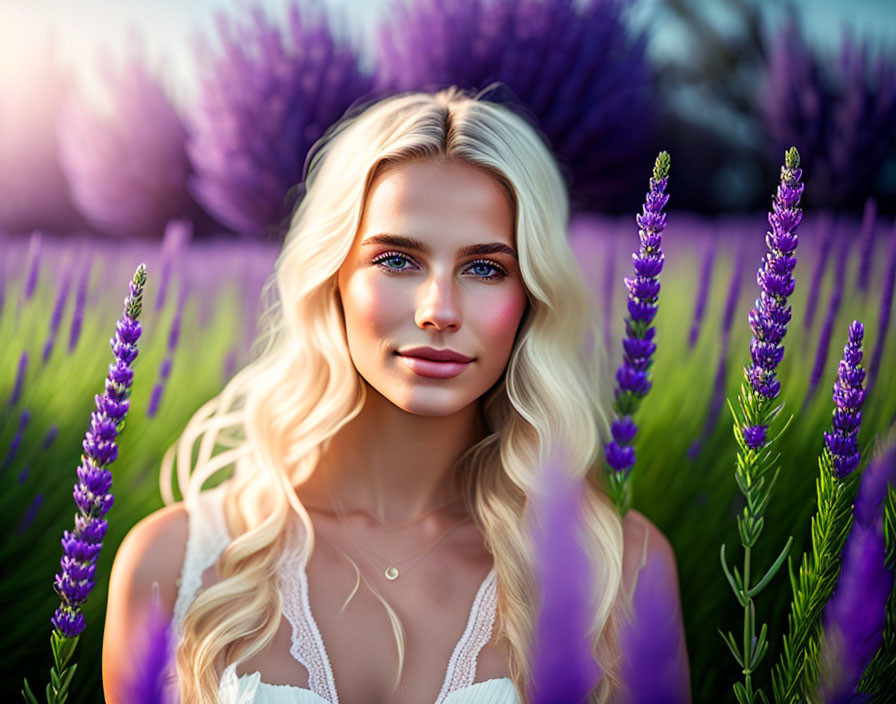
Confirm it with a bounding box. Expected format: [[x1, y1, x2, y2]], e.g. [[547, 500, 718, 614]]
[[172, 486, 519, 703]]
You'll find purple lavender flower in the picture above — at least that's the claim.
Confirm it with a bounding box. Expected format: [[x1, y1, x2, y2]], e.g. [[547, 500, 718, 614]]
[[530, 449, 601, 703], [125, 587, 177, 704], [605, 152, 669, 487], [58, 49, 202, 239], [16, 493, 45, 534], [856, 198, 877, 296], [9, 349, 28, 407], [743, 148, 803, 435], [689, 238, 718, 348], [823, 322, 866, 478], [2, 408, 30, 472], [155, 218, 192, 312], [42, 425, 59, 451], [867, 219, 896, 394], [807, 235, 850, 403], [188, 1, 374, 238], [817, 440, 896, 702], [620, 555, 689, 703], [51, 264, 146, 638], [68, 255, 91, 354], [24, 231, 42, 302], [375, 0, 656, 212], [42, 261, 74, 364]]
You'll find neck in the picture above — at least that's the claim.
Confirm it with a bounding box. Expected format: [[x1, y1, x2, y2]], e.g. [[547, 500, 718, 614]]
[[296, 383, 487, 524]]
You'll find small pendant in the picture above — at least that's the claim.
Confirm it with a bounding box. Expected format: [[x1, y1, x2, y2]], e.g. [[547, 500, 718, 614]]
[[384, 566, 400, 580]]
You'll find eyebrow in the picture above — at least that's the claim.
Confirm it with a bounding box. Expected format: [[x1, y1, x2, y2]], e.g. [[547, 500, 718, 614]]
[[361, 233, 518, 260]]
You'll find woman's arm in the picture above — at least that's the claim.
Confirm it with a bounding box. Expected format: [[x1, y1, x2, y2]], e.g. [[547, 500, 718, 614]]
[[102, 503, 188, 704], [621, 510, 691, 704]]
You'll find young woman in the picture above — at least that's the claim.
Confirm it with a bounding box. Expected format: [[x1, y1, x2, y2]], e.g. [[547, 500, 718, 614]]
[[103, 86, 689, 704]]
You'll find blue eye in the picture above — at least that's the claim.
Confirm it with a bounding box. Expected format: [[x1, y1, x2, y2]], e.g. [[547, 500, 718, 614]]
[[467, 259, 508, 281], [371, 252, 508, 281], [372, 252, 415, 272]]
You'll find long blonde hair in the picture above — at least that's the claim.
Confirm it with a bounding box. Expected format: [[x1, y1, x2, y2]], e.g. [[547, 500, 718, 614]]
[[163, 86, 630, 703]]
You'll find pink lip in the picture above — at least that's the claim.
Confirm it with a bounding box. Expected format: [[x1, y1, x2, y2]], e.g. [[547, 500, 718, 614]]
[[397, 346, 475, 363], [398, 355, 473, 379]]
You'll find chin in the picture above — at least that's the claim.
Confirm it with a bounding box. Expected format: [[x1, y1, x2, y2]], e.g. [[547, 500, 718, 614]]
[[388, 388, 479, 417]]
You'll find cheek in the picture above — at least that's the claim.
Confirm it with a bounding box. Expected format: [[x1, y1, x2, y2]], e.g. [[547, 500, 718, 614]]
[[478, 292, 528, 348], [343, 276, 403, 338]]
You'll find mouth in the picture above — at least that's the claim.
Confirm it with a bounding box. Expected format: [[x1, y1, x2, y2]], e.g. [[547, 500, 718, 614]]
[[395, 350, 474, 379]]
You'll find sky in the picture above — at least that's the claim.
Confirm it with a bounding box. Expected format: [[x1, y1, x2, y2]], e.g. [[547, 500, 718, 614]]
[[1, 0, 895, 108]]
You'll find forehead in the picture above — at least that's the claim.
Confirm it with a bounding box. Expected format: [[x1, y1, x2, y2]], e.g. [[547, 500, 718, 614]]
[[358, 159, 516, 246]]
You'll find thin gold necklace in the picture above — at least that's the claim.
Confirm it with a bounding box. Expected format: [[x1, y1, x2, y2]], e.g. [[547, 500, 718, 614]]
[[328, 486, 470, 581]]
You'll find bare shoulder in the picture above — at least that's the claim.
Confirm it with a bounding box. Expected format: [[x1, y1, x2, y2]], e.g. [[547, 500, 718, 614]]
[[102, 502, 189, 702], [109, 502, 190, 613], [620, 509, 678, 595]]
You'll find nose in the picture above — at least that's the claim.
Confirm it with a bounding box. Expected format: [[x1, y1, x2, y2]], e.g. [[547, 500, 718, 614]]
[[415, 274, 461, 332]]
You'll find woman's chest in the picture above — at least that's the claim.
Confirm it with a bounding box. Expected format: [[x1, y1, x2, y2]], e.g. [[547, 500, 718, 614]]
[[234, 528, 509, 703]]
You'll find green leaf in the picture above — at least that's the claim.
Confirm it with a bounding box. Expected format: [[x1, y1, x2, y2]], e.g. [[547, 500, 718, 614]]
[[719, 628, 745, 668], [21, 678, 40, 704], [747, 536, 793, 597]]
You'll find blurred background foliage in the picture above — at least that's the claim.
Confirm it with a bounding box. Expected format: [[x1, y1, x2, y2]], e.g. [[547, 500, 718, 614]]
[[1, 0, 895, 701]]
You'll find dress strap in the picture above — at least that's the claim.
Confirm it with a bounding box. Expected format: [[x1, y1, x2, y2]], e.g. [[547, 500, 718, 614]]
[[434, 566, 499, 703], [172, 485, 231, 639], [278, 524, 340, 703]]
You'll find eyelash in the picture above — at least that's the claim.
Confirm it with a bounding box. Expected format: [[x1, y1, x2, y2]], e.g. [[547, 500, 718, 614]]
[[371, 251, 509, 281]]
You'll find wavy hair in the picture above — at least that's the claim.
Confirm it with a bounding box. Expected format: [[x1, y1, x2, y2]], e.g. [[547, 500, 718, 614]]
[[163, 86, 631, 703]]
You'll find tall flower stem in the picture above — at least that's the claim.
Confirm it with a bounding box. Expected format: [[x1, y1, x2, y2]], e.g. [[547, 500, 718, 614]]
[[720, 148, 802, 704], [21, 264, 146, 704], [771, 321, 867, 702], [604, 151, 670, 516]]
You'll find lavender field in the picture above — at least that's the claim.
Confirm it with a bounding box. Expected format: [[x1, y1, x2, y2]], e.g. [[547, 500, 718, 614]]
[[2, 0, 895, 701]]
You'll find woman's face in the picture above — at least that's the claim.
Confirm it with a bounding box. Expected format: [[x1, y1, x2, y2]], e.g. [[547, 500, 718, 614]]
[[336, 158, 528, 417]]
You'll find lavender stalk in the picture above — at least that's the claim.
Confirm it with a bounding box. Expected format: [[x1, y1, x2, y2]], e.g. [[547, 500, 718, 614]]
[[21, 264, 146, 704], [815, 438, 896, 702], [530, 448, 601, 702], [720, 147, 802, 704], [605, 151, 670, 516], [772, 321, 867, 702], [856, 197, 877, 296]]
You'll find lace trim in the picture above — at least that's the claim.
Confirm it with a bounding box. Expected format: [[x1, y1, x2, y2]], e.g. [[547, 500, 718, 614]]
[[172, 486, 231, 639], [434, 566, 499, 704], [279, 525, 340, 703]]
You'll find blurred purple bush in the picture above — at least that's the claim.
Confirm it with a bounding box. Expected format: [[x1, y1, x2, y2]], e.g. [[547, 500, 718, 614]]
[[57, 48, 201, 239], [187, 0, 374, 238], [0, 47, 85, 235], [375, 0, 656, 213], [760, 16, 896, 211]]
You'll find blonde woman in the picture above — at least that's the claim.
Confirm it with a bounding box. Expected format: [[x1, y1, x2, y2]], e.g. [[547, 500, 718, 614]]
[[102, 86, 688, 703]]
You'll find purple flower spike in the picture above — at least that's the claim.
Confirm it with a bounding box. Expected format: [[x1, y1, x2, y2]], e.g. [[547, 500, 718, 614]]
[[743, 425, 768, 450], [42, 261, 74, 364], [68, 255, 91, 354], [51, 264, 146, 640], [9, 349, 28, 407], [824, 322, 866, 478], [818, 440, 896, 702], [530, 448, 601, 703], [605, 152, 669, 513], [856, 198, 877, 295], [742, 147, 802, 426], [125, 588, 177, 704], [620, 555, 689, 703]]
